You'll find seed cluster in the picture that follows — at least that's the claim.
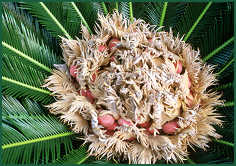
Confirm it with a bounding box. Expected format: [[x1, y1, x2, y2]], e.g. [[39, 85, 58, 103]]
[[44, 12, 223, 164]]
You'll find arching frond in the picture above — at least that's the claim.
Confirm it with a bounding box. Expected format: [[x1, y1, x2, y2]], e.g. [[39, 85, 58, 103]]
[[2, 2, 60, 53], [2, 96, 75, 164], [20, 2, 72, 39], [2, 54, 53, 103], [1, 2, 234, 165], [187, 2, 233, 56], [119, 2, 130, 19], [143, 2, 163, 26], [53, 145, 89, 164], [2, 7, 61, 71]]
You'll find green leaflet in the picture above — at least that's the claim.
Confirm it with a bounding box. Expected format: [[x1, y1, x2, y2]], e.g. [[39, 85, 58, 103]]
[[2, 54, 53, 103], [1, 2, 234, 164], [2, 41, 51, 73], [2, 8, 60, 70], [119, 2, 130, 19], [101, 2, 108, 15], [54, 145, 89, 164], [70, 2, 92, 34], [203, 37, 234, 61], [184, 2, 212, 41], [2, 96, 74, 164]]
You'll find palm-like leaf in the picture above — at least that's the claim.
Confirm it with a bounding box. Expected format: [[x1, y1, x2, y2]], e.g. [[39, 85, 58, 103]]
[[53, 144, 88, 164], [2, 8, 60, 71], [2, 2, 60, 52], [2, 6, 62, 103], [2, 96, 75, 164], [1, 1, 234, 164], [119, 2, 134, 21], [143, 2, 164, 25], [2, 55, 53, 103], [19, 2, 71, 39]]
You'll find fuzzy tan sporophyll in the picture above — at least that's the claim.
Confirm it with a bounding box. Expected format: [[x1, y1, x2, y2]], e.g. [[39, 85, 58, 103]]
[[43, 11, 224, 164]]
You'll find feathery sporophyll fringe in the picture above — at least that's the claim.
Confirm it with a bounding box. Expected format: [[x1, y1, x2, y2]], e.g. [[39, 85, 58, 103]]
[[43, 11, 223, 164]]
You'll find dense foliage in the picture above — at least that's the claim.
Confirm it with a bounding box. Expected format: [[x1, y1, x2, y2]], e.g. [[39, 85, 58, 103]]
[[1, 2, 234, 164]]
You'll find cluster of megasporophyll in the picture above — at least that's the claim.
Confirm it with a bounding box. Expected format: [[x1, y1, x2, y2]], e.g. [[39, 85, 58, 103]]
[[44, 11, 223, 164]]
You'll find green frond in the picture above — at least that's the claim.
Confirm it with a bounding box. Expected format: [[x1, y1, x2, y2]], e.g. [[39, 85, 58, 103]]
[[2, 76, 52, 104], [207, 104, 234, 160], [70, 2, 92, 34], [183, 2, 212, 41], [159, 2, 168, 27], [216, 58, 234, 75], [2, 6, 62, 102], [54, 145, 89, 164], [214, 82, 232, 91], [213, 139, 234, 147], [142, 2, 163, 26], [216, 102, 234, 108], [173, 3, 206, 36], [2, 54, 53, 103], [2, 2, 41, 39], [75, 2, 106, 34], [207, 159, 233, 164], [2, 2, 61, 55], [214, 80, 233, 103], [20, 2, 73, 39], [187, 2, 233, 56], [91, 2, 106, 16], [2, 8, 61, 71], [2, 96, 74, 164], [190, 150, 233, 164], [222, 101, 234, 107], [101, 2, 108, 15], [203, 37, 234, 62], [115, 2, 119, 10], [44, 2, 88, 38], [206, 43, 234, 74], [129, 2, 134, 23], [186, 157, 195, 164], [119, 2, 130, 19], [86, 158, 114, 164], [2, 42, 51, 73], [190, 102, 234, 163]]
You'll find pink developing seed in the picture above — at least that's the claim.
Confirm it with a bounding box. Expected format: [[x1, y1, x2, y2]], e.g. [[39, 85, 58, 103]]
[[126, 137, 136, 141], [174, 60, 182, 74], [98, 114, 115, 128], [162, 120, 179, 134], [110, 56, 116, 62], [91, 73, 96, 82], [188, 76, 191, 88], [98, 45, 107, 52], [106, 122, 118, 131], [80, 89, 87, 97], [118, 118, 132, 127], [108, 38, 120, 50], [138, 122, 151, 128], [86, 90, 95, 104], [69, 65, 77, 78]]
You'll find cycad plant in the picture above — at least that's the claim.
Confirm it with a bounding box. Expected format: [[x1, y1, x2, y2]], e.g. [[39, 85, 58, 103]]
[[1, 1, 234, 164]]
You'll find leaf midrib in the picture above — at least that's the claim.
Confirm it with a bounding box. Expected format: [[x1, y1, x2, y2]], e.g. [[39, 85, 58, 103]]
[[2, 132, 74, 149], [2, 41, 52, 73], [2, 76, 51, 95], [39, 2, 72, 40]]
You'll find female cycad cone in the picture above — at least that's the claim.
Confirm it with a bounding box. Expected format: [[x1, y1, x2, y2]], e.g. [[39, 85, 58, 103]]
[[43, 11, 223, 164]]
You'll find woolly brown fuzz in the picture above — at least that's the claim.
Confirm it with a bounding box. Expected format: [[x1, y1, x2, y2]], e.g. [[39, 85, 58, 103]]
[[44, 11, 223, 164]]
